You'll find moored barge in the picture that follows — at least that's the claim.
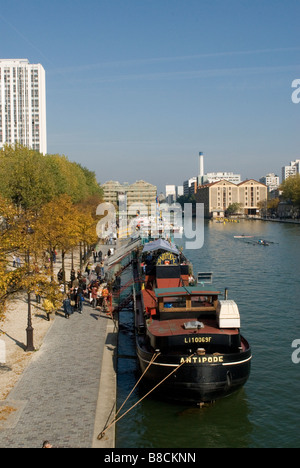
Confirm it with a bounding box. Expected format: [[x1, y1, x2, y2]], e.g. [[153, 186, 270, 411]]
[[134, 239, 251, 404]]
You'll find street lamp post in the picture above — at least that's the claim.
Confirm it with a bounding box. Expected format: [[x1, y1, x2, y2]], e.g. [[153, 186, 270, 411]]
[[26, 288, 34, 352], [25, 225, 35, 352]]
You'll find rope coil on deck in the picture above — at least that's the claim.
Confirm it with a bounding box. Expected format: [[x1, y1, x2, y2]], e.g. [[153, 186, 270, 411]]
[[97, 352, 196, 440]]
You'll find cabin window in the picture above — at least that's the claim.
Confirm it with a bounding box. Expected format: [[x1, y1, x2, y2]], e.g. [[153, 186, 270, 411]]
[[191, 296, 209, 307], [163, 297, 186, 309], [159, 295, 215, 312]]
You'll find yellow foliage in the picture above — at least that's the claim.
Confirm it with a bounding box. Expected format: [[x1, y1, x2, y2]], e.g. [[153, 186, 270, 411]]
[[42, 299, 56, 313]]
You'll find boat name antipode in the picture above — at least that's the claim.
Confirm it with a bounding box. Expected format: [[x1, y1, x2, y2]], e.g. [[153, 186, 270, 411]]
[[181, 355, 224, 364]]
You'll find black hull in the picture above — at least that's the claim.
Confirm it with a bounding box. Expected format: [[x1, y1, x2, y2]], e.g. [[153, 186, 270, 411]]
[[136, 337, 251, 404]]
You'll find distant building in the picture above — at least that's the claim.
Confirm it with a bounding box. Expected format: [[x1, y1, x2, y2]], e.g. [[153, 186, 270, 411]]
[[282, 160, 300, 181], [205, 172, 241, 184], [183, 177, 197, 196], [177, 185, 183, 197], [158, 192, 166, 203], [259, 173, 280, 192], [165, 185, 183, 202], [0, 59, 47, 154], [102, 180, 157, 216], [102, 180, 122, 205], [196, 179, 267, 218], [238, 180, 267, 216], [165, 185, 177, 204]]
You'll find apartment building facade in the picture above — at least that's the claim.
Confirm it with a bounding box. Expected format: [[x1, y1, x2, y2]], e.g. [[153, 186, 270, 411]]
[[183, 177, 197, 196], [205, 172, 241, 184], [102, 180, 157, 216], [0, 59, 47, 154], [282, 160, 300, 181], [196, 179, 267, 218], [259, 173, 280, 192]]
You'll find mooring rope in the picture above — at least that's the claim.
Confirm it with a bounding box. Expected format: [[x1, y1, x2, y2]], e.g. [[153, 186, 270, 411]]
[[97, 351, 160, 440], [97, 352, 195, 440], [115, 351, 161, 419]]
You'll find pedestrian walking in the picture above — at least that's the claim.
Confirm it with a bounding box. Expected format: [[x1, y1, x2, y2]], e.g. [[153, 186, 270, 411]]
[[52, 250, 56, 263], [77, 290, 84, 314], [57, 268, 64, 284], [35, 288, 41, 304], [91, 284, 98, 309], [95, 263, 101, 279], [70, 288, 76, 312], [96, 285, 103, 310], [102, 286, 109, 313], [42, 440, 53, 448], [92, 249, 97, 262], [63, 296, 72, 319], [70, 269, 76, 284], [85, 262, 91, 275]]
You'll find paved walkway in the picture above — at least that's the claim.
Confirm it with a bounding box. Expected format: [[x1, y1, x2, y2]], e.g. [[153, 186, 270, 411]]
[[0, 246, 118, 448]]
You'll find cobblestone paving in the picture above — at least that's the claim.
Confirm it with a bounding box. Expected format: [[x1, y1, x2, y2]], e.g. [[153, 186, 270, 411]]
[[0, 305, 107, 448]]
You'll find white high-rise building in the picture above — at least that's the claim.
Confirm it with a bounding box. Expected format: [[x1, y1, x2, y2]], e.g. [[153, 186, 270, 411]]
[[165, 184, 177, 203], [0, 59, 47, 154], [259, 173, 280, 192], [282, 160, 300, 181], [183, 177, 197, 196]]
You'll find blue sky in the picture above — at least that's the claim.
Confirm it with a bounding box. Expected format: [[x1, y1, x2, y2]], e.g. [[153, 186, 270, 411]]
[[1, 0, 300, 192]]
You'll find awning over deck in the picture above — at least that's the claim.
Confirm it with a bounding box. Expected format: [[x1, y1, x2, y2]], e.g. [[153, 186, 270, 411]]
[[154, 286, 221, 297], [142, 239, 180, 255]]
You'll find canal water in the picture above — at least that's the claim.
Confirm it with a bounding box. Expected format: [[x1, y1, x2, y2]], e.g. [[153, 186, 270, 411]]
[[116, 220, 300, 448]]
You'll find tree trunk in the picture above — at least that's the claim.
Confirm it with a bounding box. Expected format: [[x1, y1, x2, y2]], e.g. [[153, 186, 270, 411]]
[[79, 242, 83, 270], [62, 250, 66, 293], [49, 243, 54, 282]]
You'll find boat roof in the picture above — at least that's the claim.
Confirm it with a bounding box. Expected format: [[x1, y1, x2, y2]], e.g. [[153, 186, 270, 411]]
[[142, 238, 180, 255], [154, 286, 221, 297]]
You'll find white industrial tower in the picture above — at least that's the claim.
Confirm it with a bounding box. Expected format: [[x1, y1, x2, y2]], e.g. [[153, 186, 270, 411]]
[[198, 151, 204, 185]]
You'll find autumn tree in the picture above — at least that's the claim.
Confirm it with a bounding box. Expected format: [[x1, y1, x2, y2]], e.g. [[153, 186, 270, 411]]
[[0, 144, 103, 209], [0, 196, 27, 310], [33, 195, 82, 288], [0, 144, 102, 318], [280, 174, 300, 208], [77, 212, 99, 269], [42, 154, 102, 204], [226, 203, 243, 215], [0, 144, 56, 211], [0, 197, 50, 317], [267, 198, 280, 215]]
